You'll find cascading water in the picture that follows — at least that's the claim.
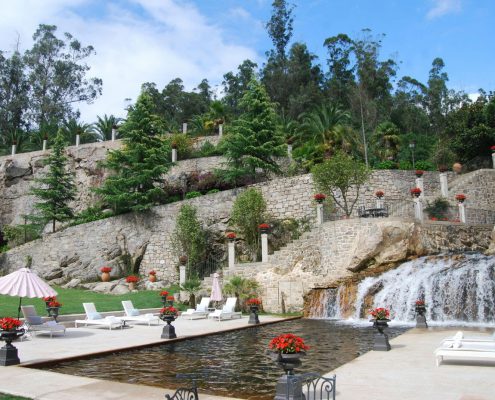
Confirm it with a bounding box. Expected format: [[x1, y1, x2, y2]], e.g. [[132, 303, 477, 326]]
[[313, 253, 495, 325]]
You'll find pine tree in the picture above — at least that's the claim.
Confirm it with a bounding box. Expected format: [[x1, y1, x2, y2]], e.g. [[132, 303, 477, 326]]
[[30, 131, 76, 232], [222, 79, 286, 182], [95, 92, 171, 213]]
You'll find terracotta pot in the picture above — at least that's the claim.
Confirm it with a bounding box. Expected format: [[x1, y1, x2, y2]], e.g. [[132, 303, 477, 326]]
[[149, 275, 156, 283], [452, 162, 462, 174], [128, 282, 135, 291], [101, 272, 110, 282]]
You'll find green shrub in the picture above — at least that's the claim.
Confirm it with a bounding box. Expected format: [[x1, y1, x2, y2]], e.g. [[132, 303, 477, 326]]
[[398, 160, 413, 170], [415, 160, 435, 171], [185, 191, 202, 199], [424, 197, 450, 220], [197, 141, 220, 157], [71, 206, 113, 226], [3, 224, 42, 247], [165, 195, 181, 203], [375, 160, 397, 169], [172, 204, 206, 267], [166, 133, 193, 159], [207, 188, 220, 194]]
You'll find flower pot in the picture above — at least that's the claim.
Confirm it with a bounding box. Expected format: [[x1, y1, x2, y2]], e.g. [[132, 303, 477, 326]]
[[149, 275, 156, 283], [248, 305, 260, 325], [370, 319, 391, 351], [270, 351, 306, 375], [0, 329, 25, 366], [415, 306, 428, 328], [128, 282, 135, 291], [160, 315, 177, 339], [46, 307, 60, 322], [101, 272, 110, 282]]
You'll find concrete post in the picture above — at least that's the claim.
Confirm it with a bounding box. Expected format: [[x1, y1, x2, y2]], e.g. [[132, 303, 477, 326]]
[[287, 144, 293, 160], [439, 173, 448, 197], [218, 124, 223, 138], [415, 177, 424, 199], [316, 203, 323, 225], [459, 202, 466, 223], [376, 198, 383, 209], [492, 152, 495, 169], [111, 127, 117, 142], [414, 197, 423, 221], [42, 140, 47, 151], [76, 134, 80, 147], [11, 144, 16, 156], [261, 233, 268, 263], [228, 241, 235, 270], [172, 148, 177, 162], [179, 265, 187, 302], [182, 122, 187, 134]]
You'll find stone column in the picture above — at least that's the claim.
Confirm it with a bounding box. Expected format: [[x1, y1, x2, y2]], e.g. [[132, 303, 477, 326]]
[[415, 177, 424, 198], [261, 233, 268, 263], [182, 122, 187, 134], [11, 144, 16, 156], [76, 134, 80, 147], [111, 126, 117, 141], [42, 140, 47, 151], [414, 197, 423, 221], [179, 265, 187, 302], [172, 148, 177, 162], [287, 144, 292, 160], [459, 202, 466, 223], [376, 198, 383, 208], [228, 241, 235, 270], [439, 173, 448, 197], [492, 152, 495, 169], [218, 124, 223, 138], [316, 203, 323, 225]]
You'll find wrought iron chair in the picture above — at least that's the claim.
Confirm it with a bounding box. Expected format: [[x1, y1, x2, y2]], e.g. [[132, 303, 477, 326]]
[[165, 385, 199, 400]]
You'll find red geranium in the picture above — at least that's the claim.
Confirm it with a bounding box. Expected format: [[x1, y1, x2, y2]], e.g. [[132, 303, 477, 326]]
[[369, 307, 390, 320], [125, 275, 139, 283], [455, 194, 466, 202], [0, 317, 23, 331], [246, 298, 262, 306], [269, 333, 310, 354], [149, 270, 156, 275], [415, 170, 424, 177], [258, 223, 270, 230], [490, 145, 495, 151], [160, 306, 178, 316], [166, 295, 175, 301], [48, 301, 62, 308], [375, 190, 384, 198], [42, 296, 56, 302], [313, 193, 326, 201], [410, 187, 422, 196], [160, 290, 169, 297], [226, 232, 236, 239], [415, 300, 426, 307], [100, 266, 112, 273]]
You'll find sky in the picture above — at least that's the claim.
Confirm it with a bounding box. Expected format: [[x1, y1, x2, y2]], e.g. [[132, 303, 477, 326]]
[[0, 0, 493, 123]]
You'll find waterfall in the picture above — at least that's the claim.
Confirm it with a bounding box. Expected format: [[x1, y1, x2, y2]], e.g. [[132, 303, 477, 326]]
[[312, 253, 495, 324]]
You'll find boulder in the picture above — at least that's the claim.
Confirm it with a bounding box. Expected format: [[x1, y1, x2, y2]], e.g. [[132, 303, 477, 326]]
[[63, 278, 81, 289], [111, 284, 131, 295], [93, 282, 118, 293]]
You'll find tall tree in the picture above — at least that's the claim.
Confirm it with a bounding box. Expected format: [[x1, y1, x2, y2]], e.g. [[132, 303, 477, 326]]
[[221, 79, 286, 182], [94, 114, 123, 141], [222, 59, 258, 117], [30, 131, 76, 232], [96, 92, 171, 213], [266, 0, 294, 60]]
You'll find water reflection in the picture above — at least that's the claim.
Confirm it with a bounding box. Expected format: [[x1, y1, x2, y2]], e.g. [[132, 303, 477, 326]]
[[43, 319, 408, 400]]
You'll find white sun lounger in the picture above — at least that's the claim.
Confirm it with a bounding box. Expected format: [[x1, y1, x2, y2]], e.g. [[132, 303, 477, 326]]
[[121, 300, 160, 326], [208, 297, 242, 321], [21, 305, 66, 338], [442, 330, 495, 346], [74, 302, 124, 330], [435, 341, 495, 366], [181, 297, 210, 320]]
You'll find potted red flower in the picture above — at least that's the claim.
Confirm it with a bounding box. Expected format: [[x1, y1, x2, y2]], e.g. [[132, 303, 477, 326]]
[[46, 300, 62, 321], [0, 317, 25, 364], [0, 317, 23, 332], [410, 187, 422, 198], [160, 290, 169, 305], [258, 223, 270, 233], [490, 145, 495, 152], [438, 165, 448, 173], [415, 170, 424, 178], [226, 232, 236, 241], [179, 255, 188, 266], [268, 333, 309, 373], [313, 193, 326, 203], [160, 306, 179, 339], [246, 298, 262, 325], [455, 194, 466, 203], [414, 300, 428, 328], [148, 270, 157, 283], [375, 190, 384, 199], [100, 266, 112, 282], [166, 295, 175, 306], [126, 275, 139, 290]]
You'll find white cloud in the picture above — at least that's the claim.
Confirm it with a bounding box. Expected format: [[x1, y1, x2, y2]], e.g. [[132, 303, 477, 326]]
[[426, 0, 462, 19], [0, 0, 258, 123]]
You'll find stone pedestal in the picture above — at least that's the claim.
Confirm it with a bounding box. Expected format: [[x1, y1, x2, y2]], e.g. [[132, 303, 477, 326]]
[[376, 198, 383, 209], [11, 145, 16, 156], [228, 241, 235, 270], [287, 144, 292, 159], [274, 375, 304, 400], [415, 177, 424, 198], [76, 134, 80, 147], [182, 122, 187, 134], [372, 320, 391, 351], [316, 203, 323, 225], [0, 343, 20, 366], [111, 127, 117, 141], [261, 233, 268, 263], [179, 265, 186, 301], [172, 148, 177, 162], [161, 319, 177, 339], [440, 173, 448, 197], [218, 124, 223, 137], [492, 152, 495, 169], [459, 202, 466, 223], [248, 306, 260, 324], [416, 314, 428, 328], [42, 140, 47, 151], [414, 197, 423, 221]]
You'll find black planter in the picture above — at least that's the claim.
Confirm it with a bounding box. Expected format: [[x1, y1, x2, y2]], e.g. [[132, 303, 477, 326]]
[[248, 306, 260, 325], [270, 352, 305, 400], [161, 296, 168, 306], [167, 300, 174, 307], [46, 307, 60, 322], [160, 315, 177, 339], [0, 329, 25, 366], [371, 319, 391, 351], [415, 306, 428, 328]]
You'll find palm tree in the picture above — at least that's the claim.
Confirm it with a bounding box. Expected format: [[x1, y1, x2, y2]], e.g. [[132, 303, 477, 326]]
[[94, 114, 123, 141], [223, 276, 259, 312], [180, 276, 202, 308], [372, 121, 401, 161], [61, 118, 97, 145]]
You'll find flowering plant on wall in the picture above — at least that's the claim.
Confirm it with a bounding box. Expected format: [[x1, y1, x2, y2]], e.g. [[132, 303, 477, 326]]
[[226, 232, 236, 240], [0, 317, 23, 331], [455, 194, 466, 202], [313, 193, 326, 203], [258, 223, 270, 231], [369, 307, 390, 320], [415, 300, 426, 307], [100, 266, 112, 273], [148, 270, 156, 275], [410, 187, 422, 197], [375, 190, 384, 198], [125, 275, 139, 283], [269, 333, 310, 354]]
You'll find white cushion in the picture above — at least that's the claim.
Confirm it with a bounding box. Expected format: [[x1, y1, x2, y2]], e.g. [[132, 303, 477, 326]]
[[87, 312, 102, 320], [453, 340, 462, 349], [27, 316, 43, 325], [129, 309, 140, 316], [453, 331, 463, 340]]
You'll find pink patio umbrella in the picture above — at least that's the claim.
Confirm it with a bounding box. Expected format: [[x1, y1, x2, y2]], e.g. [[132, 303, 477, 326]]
[[210, 273, 223, 306], [0, 268, 57, 318]]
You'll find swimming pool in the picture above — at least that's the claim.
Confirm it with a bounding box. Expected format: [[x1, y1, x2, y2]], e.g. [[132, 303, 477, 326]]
[[42, 319, 409, 400]]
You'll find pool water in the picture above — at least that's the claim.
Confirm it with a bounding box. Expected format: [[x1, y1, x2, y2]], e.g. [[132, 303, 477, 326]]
[[42, 319, 409, 400]]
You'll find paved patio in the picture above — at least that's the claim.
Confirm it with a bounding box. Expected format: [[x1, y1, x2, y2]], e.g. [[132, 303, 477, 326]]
[[0, 319, 494, 400]]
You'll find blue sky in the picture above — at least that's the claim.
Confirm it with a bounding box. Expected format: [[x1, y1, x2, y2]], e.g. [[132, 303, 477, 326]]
[[0, 0, 493, 122]]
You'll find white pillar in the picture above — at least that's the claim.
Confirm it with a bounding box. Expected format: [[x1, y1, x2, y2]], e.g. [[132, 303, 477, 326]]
[[228, 241, 235, 270], [172, 148, 177, 162], [76, 134, 80, 147], [415, 177, 424, 199], [11, 144, 16, 156], [42, 140, 47, 151], [414, 197, 423, 221], [376, 198, 383, 208], [261, 233, 268, 263], [111, 127, 117, 141], [287, 144, 293, 160], [316, 203, 323, 225], [459, 202, 466, 223], [439, 173, 448, 197], [492, 153, 495, 169], [179, 265, 187, 302], [182, 122, 187, 134], [218, 124, 223, 138]]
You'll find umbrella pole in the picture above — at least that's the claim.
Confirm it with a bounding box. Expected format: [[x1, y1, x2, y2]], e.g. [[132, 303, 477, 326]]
[[17, 298, 22, 319]]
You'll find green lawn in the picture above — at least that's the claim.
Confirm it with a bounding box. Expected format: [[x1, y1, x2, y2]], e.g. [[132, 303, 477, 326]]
[[0, 284, 182, 318], [0, 394, 31, 400]]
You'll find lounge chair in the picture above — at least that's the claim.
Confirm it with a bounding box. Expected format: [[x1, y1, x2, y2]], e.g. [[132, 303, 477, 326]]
[[181, 297, 211, 320], [121, 300, 160, 326], [21, 305, 66, 338], [208, 297, 242, 321], [74, 302, 124, 330], [435, 340, 495, 366], [442, 330, 495, 345]]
